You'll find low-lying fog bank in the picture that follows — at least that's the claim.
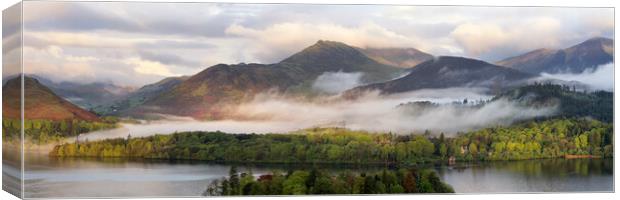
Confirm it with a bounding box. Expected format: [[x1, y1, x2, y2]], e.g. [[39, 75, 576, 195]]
[[540, 63, 614, 91], [77, 87, 557, 141]]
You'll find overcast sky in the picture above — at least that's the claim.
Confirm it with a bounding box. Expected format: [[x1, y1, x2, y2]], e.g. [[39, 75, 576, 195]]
[[3, 1, 613, 86]]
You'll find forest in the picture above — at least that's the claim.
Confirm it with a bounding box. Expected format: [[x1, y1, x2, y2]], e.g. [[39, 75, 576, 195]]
[[2, 117, 119, 145], [49, 118, 613, 164], [203, 166, 453, 195], [495, 83, 613, 123]]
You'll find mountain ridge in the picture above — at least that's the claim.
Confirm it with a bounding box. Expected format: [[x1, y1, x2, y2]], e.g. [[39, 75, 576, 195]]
[[93, 75, 189, 116], [497, 37, 614, 74], [2, 76, 100, 121], [345, 56, 536, 96], [130, 40, 411, 119], [358, 47, 433, 68]]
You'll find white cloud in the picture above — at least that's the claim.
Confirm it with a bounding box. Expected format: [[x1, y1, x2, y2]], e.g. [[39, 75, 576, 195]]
[[22, 46, 99, 82], [451, 23, 511, 56], [125, 57, 180, 77], [16, 2, 614, 86], [45, 45, 100, 62], [451, 17, 563, 58], [225, 22, 427, 62]]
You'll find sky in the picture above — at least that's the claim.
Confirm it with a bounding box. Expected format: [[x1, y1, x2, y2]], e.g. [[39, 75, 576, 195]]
[[3, 1, 614, 86]]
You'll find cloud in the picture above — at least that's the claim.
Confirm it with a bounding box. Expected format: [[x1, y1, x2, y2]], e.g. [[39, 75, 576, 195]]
[[25, 31, 140, 49], [225, 22, 426, 62], [541, 63, 614, 91], [135, 40, 215, 49], [23, 2, 142, 33], [21, 46, 101, 82], [46, 45, 100, 62], [138, 51, 200, 67], [23, 60, 97, 83], [15, 2, 614, 86], [312, 71, 364, 94], [450, 17, 563, 60], [125, 57, 180, 77], [23, 1, 243, 37], [2, 3, 22, 57]]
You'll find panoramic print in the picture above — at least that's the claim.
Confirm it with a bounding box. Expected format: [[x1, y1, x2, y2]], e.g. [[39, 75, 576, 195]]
[[1, 1, 614, 198]]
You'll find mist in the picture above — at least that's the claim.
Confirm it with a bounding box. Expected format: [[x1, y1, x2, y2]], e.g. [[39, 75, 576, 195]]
[[540, 63, 614, 91], [75, 119, 304, 142], [77, 87, 556, 141], [312, 71, 364, 94], [232, 88, 556, 134]]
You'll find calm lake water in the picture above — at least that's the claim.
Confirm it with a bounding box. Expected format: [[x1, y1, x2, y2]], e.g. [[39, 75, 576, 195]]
[[3, 152, 612, 198]]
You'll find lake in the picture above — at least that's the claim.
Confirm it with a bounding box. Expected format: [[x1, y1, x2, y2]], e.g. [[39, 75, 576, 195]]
[[3, 152, 612, 198]]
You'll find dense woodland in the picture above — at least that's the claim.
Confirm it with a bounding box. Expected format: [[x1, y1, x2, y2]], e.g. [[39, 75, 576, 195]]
[[204, 166, 453, 195], [49, 118, 613, 163], [2, 117, 118, 145], [496, 83, 613, 122]]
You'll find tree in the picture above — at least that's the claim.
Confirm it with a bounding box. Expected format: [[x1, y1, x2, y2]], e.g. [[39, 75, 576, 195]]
[[469, 143, 478, 157], [220, 179, 231, 195], [305, 169, 318, 189], [311, 176, 333, 194], [229, 166, 240, 195], [362, 175, 377, 194], [282, 171, 309, 195], [402, 171, 417, 193], [439, 144, 448, 159]]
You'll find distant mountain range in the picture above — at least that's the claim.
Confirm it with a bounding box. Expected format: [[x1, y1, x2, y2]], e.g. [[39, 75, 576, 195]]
[[128, 40, 406, 119], [27, 75, 135, 109], [93, 76, 188, 116], [6, 37, 613, 120], [345, 56, 536, 96], [497, 37, 613, 74], [2, 76, 100, 121]]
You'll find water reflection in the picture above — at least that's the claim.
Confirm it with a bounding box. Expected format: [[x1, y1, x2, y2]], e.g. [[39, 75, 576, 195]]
[[437, 159, 613, 193], [21, 152, 614, 198]]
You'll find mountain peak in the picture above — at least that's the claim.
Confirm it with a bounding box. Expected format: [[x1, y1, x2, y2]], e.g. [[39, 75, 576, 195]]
[[570, 37, 613, 51], [314, 39, 346, 46], [283, 40, 359, 61], [346, 56, 535, 95], [424, 56, 492, 70], [279, 40, 401, 82]]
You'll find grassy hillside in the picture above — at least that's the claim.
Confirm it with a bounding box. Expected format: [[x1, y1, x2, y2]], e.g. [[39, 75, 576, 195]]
[[2, 76, 100, 121]]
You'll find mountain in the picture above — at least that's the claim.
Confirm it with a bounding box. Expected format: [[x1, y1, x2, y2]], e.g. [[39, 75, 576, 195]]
[[92, 76, 189, 115], [346, 56, 536, 95], [31, 75, 135, 109], [279, 40, 403, 82], [2, 76, 100, 121], [359, 47, 433, 68], [131, 40, 405, 119], [497, 37, 614, 74], [134, 63, 300, 119]]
